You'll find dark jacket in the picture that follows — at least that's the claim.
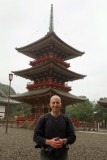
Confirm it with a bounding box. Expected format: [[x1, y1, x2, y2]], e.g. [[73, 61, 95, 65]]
[[33, 113, 76, 146]]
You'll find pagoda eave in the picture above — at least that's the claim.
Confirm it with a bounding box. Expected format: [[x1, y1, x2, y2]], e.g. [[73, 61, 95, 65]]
[[0, 97, 20, 105], [10, 88, 86, 107], [16, 32, 84, 60], [12, 61, 86, 81], [12, 71, 86, 82]]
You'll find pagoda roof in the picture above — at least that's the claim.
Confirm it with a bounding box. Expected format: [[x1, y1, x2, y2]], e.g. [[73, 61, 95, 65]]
[[0, 89, 7, 98], [12, 60, 86, 81], [10, 88, 86, 107], [16, 32, 84, 60], [0, 96, 19, 105], [98, 98, 107, 108], [0, 88, 19, 105]]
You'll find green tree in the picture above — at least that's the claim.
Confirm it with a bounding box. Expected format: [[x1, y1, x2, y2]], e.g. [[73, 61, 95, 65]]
[[11, 103, 32, 117], [66, 98, 93, 122], [94, 100, 107, 128]]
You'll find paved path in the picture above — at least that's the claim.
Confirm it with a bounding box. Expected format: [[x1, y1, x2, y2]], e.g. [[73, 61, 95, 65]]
[[0, 127, 107, 160]]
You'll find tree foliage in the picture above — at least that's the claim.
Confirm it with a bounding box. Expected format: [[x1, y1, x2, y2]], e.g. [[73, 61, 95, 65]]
[[93, 103, 107, 121], [11, 103, 32, 117], [66, 98, 94, 122]]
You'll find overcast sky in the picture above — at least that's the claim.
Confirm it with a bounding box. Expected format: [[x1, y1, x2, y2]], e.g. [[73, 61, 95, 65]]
[[0, 0, 107, 102]]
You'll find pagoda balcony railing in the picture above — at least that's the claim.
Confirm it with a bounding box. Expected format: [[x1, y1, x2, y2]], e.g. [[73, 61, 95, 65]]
[[26, 80, 71, 92], [29, 54, 70, 68]]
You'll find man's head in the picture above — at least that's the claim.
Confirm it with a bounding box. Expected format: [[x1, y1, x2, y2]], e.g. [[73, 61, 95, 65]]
[[50, 95, 62, 114]]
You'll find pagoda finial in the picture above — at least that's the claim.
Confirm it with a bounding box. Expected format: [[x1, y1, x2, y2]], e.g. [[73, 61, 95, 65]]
[[49, 4, 54, 32]]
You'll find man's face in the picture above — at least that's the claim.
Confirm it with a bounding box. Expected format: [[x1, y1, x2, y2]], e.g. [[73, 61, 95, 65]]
[[50, 96, 62, 112]]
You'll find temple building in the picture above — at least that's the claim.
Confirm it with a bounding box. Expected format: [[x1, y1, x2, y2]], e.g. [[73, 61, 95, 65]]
[[0, 88, 19, 119], [98, 98, 107, 108], [11, 4, 86, 114]]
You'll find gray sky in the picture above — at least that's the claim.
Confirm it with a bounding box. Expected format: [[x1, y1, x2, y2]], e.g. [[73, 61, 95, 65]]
[[0, 0, 107, 102]]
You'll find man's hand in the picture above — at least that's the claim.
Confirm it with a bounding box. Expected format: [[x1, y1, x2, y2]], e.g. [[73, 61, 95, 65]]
[[45, 138, 62, 149]]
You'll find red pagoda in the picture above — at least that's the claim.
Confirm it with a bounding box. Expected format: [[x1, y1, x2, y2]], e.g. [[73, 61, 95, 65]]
[[11, 4, 86, 114]]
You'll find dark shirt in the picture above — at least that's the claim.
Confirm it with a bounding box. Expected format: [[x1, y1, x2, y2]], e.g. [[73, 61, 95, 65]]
[[33, 113, 76, 146]]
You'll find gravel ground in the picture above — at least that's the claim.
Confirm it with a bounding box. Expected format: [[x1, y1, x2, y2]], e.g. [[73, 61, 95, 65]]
[[0, 126, 107, 160]]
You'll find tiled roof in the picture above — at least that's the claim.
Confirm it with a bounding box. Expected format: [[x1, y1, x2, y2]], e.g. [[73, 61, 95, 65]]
[[16, 32, 84, 60], [98, 98, 107, 107], [10, 88, 86, 105], [0, 89, 7, 98], [0, 89, 20, 105]]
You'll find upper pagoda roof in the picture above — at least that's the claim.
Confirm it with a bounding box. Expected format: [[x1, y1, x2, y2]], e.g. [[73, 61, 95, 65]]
[[12, 60, 86, 81], [16, 4, 84, 60], [16, 31, 84, 60]]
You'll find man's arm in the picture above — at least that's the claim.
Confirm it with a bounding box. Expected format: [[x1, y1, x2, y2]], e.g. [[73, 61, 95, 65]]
[[66, 117, 76, 144], [33, 115, 46, 146]]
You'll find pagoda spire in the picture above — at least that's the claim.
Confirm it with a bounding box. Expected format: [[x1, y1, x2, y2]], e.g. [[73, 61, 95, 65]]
[[49, 4, 54, 32]]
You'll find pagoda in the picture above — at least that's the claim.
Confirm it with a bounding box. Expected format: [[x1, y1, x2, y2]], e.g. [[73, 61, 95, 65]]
[[11, 4, 86, 114]]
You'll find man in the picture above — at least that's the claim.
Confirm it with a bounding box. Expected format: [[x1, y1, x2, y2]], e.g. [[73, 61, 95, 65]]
[[33, 95, 76, 160]]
